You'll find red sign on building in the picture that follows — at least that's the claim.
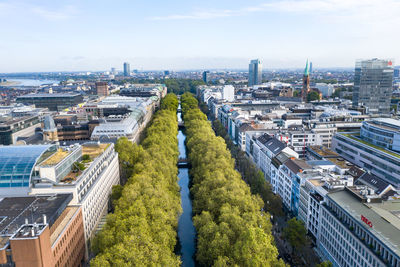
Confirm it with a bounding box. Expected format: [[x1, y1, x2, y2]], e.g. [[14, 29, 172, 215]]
[[361, 215, 373, 228]]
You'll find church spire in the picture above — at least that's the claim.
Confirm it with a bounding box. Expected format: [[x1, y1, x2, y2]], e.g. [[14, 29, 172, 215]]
[[304, 59, 310, 76]]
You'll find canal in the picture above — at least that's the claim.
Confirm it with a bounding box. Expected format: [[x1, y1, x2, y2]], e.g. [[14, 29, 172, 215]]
[[177, 106, 196, 267]]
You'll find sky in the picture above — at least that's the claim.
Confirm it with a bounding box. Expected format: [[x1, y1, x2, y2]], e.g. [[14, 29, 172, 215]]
[[1, 0, 399, 72]]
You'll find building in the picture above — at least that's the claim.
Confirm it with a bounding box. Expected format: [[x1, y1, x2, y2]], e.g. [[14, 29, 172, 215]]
[[315, 83, 335, 97], [43, 115, 100, 142], [202, 71, 210, 83], [360, 118, 400, 152], [0, 143, 120, 255], [119, 84, 167, 101], [0, 115, 41, 145], [16, 93, 84, 111], [0, 194, 85, 267], [248, 59, 262, 86], [123, 62, 130, 76], [95, 82, 109, 96], [352, 59, 394, 114], [332, 120, 400, 187], [318, 187, 400, 267], [302, 60, 311, 102], [86, 95, 156, 143]]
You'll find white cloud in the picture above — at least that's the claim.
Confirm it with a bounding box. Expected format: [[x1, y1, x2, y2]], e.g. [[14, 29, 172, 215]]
[[32, 5, 76, 21], [150, 0, 400, 24]]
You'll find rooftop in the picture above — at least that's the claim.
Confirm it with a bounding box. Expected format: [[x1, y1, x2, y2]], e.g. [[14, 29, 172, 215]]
[[40, 148, 71, 166], [0, 194, 72, 248], [82, 143, 109, 158], [341, 133, 400, 159], [0, 145, 56, 188], [307, 145, 340, 159], [17, 93, 81, 98]]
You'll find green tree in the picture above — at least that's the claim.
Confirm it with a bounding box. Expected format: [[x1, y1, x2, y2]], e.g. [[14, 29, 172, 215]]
[[316, 261, 333, 267], [91, 96, 181, 266], [283, 217, 308, 252], [182, 94, 284, 266], [307, 91, 320, 101]]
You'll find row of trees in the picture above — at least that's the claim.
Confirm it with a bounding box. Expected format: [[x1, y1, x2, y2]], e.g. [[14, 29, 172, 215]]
[[181, 93, 284, 266], [212, 120, 284, 217], [91, 93, 182, 266]]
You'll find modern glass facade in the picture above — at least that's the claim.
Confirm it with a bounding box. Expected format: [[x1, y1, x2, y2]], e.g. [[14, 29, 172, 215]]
[[352, 59, 394, 114], [332, 133, 400, 186], [248, 59, 262, 86], [360, 119, 400, 152], [0, 145, 56, 187]]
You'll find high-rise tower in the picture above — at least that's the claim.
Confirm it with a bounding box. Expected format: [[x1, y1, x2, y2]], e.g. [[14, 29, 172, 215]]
[[123, 62, 131, 77], [248, 59, 262, 86], [352, 59, 394, 114]]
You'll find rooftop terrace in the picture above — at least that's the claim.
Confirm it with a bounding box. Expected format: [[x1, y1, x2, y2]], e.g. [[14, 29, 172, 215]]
[[341, 133, 400, 159]]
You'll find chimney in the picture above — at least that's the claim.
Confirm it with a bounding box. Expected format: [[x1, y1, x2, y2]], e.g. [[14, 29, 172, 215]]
[[25, 218, 28, 225], [31, 229, 35, 237], [43, 214, 47, 225]]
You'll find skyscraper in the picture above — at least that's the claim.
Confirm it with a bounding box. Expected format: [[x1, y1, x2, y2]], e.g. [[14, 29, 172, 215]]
[[352, 59, 394, 114], [123, 62, 131, 77], [202, 71, 210, 84], [248, 59, 262, 86], [301, 59, 311, 102]]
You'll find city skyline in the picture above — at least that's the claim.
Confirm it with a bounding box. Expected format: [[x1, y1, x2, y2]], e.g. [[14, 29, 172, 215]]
[[1, 0, 400, 72]]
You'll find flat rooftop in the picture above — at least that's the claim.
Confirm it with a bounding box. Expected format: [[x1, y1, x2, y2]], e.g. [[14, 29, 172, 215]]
[[328, 189, 400, 255], [40, 148, 71, 166], [0, 194, 72, 247], [341, 133, 400, 159], [17, 93, 81, 98], [82, 143, 109, 158], [308, 145, 340, 158]]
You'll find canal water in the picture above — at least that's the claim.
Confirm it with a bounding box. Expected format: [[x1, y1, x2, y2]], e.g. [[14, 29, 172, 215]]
[[177, 107, 196, 267]]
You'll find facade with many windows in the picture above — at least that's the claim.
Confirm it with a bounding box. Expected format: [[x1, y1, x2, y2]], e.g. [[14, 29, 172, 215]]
[[332, 131, 400, 187]]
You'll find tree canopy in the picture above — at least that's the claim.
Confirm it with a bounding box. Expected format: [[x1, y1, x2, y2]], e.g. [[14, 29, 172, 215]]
[[283, 217, 308, 252], [307, 91, 320, 102], [91, 93, 182, 266], [181, 93, 284, 266]]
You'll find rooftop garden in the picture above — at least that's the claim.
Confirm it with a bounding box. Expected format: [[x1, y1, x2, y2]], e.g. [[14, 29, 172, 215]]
[[40, 148, 71, 166], [341, 133, 400, 159]]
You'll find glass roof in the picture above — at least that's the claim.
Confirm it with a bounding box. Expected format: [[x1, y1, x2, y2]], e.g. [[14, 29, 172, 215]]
[[0, 145, 56, 188]]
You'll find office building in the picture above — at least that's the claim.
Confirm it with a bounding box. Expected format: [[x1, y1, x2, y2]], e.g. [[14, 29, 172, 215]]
[[111, 67, 117, 75], [318, 187, 400, 266], [0, 143, 120, 253], [360, 118, 400, 152], [16, 93, 84, 111], [119, 84, 167, 100], [43, 115, 100, 142], [332, 119, 400, 187], [95, 81, 109, 96], [352, 59, 394, 114], [202, 71, 210, 83], [0, 115, 41, 145], [123, 62, 131, 77], [0, 194, 85, 267], [248, 59, 262, 86]]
